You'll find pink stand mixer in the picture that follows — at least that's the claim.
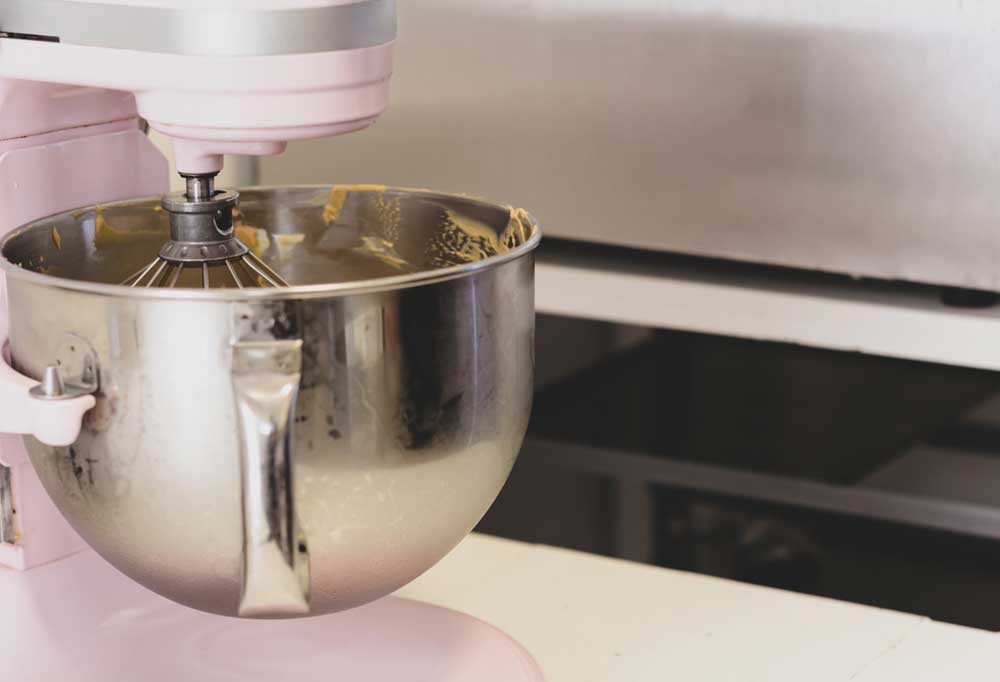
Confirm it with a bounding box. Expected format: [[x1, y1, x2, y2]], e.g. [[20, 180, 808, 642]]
[[0, 2, 543, 679]]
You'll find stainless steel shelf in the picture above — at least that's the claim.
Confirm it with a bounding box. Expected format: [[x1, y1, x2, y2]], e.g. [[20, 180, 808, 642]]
[[536, 242, 1000, 372], [522, 437, 1000, 542]]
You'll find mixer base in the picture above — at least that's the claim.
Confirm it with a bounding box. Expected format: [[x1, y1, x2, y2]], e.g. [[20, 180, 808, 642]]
[[0, 549, 544, 682]]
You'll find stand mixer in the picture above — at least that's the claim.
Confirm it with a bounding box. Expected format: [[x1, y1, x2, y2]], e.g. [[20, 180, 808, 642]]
[[0, 2, 543, 679]]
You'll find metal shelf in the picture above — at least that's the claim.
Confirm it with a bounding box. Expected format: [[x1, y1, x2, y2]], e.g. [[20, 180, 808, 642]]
[[522, 437, 1000, 543], [536, 241, 1000, 372]]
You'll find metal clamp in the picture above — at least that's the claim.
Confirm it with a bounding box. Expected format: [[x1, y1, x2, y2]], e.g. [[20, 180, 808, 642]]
[[29, 334, 98, 402], [0, 322, 95, 448]]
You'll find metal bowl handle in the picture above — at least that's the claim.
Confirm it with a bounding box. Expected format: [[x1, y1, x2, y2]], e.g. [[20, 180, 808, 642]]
[[231, 338, 310, 617]]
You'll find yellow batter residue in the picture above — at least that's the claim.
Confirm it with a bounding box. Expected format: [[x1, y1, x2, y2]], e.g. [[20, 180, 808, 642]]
[[94, 208, 123, 247], [273, 233, 306, 260], [505, 208, 534, 248], [234, 224, 270, 260], [93, 207, 151, 248], [231, 207, 272, 261], [323, 185, 534, 270], [52, 227, 62, 250], [323, 184, 387, 225], [426, 206, 532, 267], [359, 235, 413, 270]]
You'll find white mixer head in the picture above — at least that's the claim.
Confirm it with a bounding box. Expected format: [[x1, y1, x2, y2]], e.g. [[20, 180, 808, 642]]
[[0, 0, 396, 173]]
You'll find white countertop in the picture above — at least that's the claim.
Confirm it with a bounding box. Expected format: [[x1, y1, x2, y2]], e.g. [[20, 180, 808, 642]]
[[397, 534, 1000, 682]]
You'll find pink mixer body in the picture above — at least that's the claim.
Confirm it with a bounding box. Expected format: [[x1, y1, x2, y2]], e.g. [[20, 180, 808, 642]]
[[0, 35, 394, 172], [1, 549, 544, 682], [0, 83, 167, 570]]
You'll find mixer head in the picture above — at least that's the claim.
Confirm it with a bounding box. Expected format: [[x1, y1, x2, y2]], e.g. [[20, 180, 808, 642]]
[[122, 174, 289, 289], [0, 1, 396, 176]]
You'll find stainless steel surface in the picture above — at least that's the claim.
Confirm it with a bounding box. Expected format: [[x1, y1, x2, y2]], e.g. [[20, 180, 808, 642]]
[[232, 330, 309, 617], [524, 438, 1000, 543], [0, 0, 396, 57], [28, 334, 99, 401], [155, 239, 248, 265], [240, 252, 287, 288], [1, 185, 538, 618], [159, 184, 239, 254], [126, 249, 289, 289], [14, 186, 537, 299], [0, 464, 12, 545], [37, 366, 65, 399], [268, 0, 1000, 291], [183, 174, 215, 204]]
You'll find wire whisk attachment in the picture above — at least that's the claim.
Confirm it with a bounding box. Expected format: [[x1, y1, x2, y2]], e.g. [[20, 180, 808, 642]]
[[121, 173, 289, 289]]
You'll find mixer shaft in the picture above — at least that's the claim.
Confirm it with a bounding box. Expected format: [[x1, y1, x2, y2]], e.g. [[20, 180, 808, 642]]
[[185, 174, 215, 202]]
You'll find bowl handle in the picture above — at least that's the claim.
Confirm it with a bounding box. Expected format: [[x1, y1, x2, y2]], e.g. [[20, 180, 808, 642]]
[[231, 338, 310, 617], [0, 317, 94, 448]]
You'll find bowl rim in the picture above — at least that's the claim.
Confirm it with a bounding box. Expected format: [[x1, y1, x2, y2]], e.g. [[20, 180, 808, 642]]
[[0, 185, 542, 302]]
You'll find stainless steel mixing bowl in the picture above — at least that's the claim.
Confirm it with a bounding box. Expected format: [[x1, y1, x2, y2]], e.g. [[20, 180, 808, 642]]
[[0, 186, 539, 618]]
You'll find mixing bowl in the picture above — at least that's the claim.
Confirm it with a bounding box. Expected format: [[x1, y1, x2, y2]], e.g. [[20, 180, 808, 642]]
[[0, 186, 540, 618]]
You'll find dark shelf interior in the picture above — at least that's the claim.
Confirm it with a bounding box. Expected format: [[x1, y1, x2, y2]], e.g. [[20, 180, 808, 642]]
[[477, 315, 1000, 630]]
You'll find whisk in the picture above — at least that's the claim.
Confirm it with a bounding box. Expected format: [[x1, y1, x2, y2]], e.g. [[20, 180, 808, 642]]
[[122, 174, 289, 289]]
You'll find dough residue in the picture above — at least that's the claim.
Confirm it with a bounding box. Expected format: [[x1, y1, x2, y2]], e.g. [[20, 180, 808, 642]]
[[323, 185, 387, 225], [274, 233, 306, 260]]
